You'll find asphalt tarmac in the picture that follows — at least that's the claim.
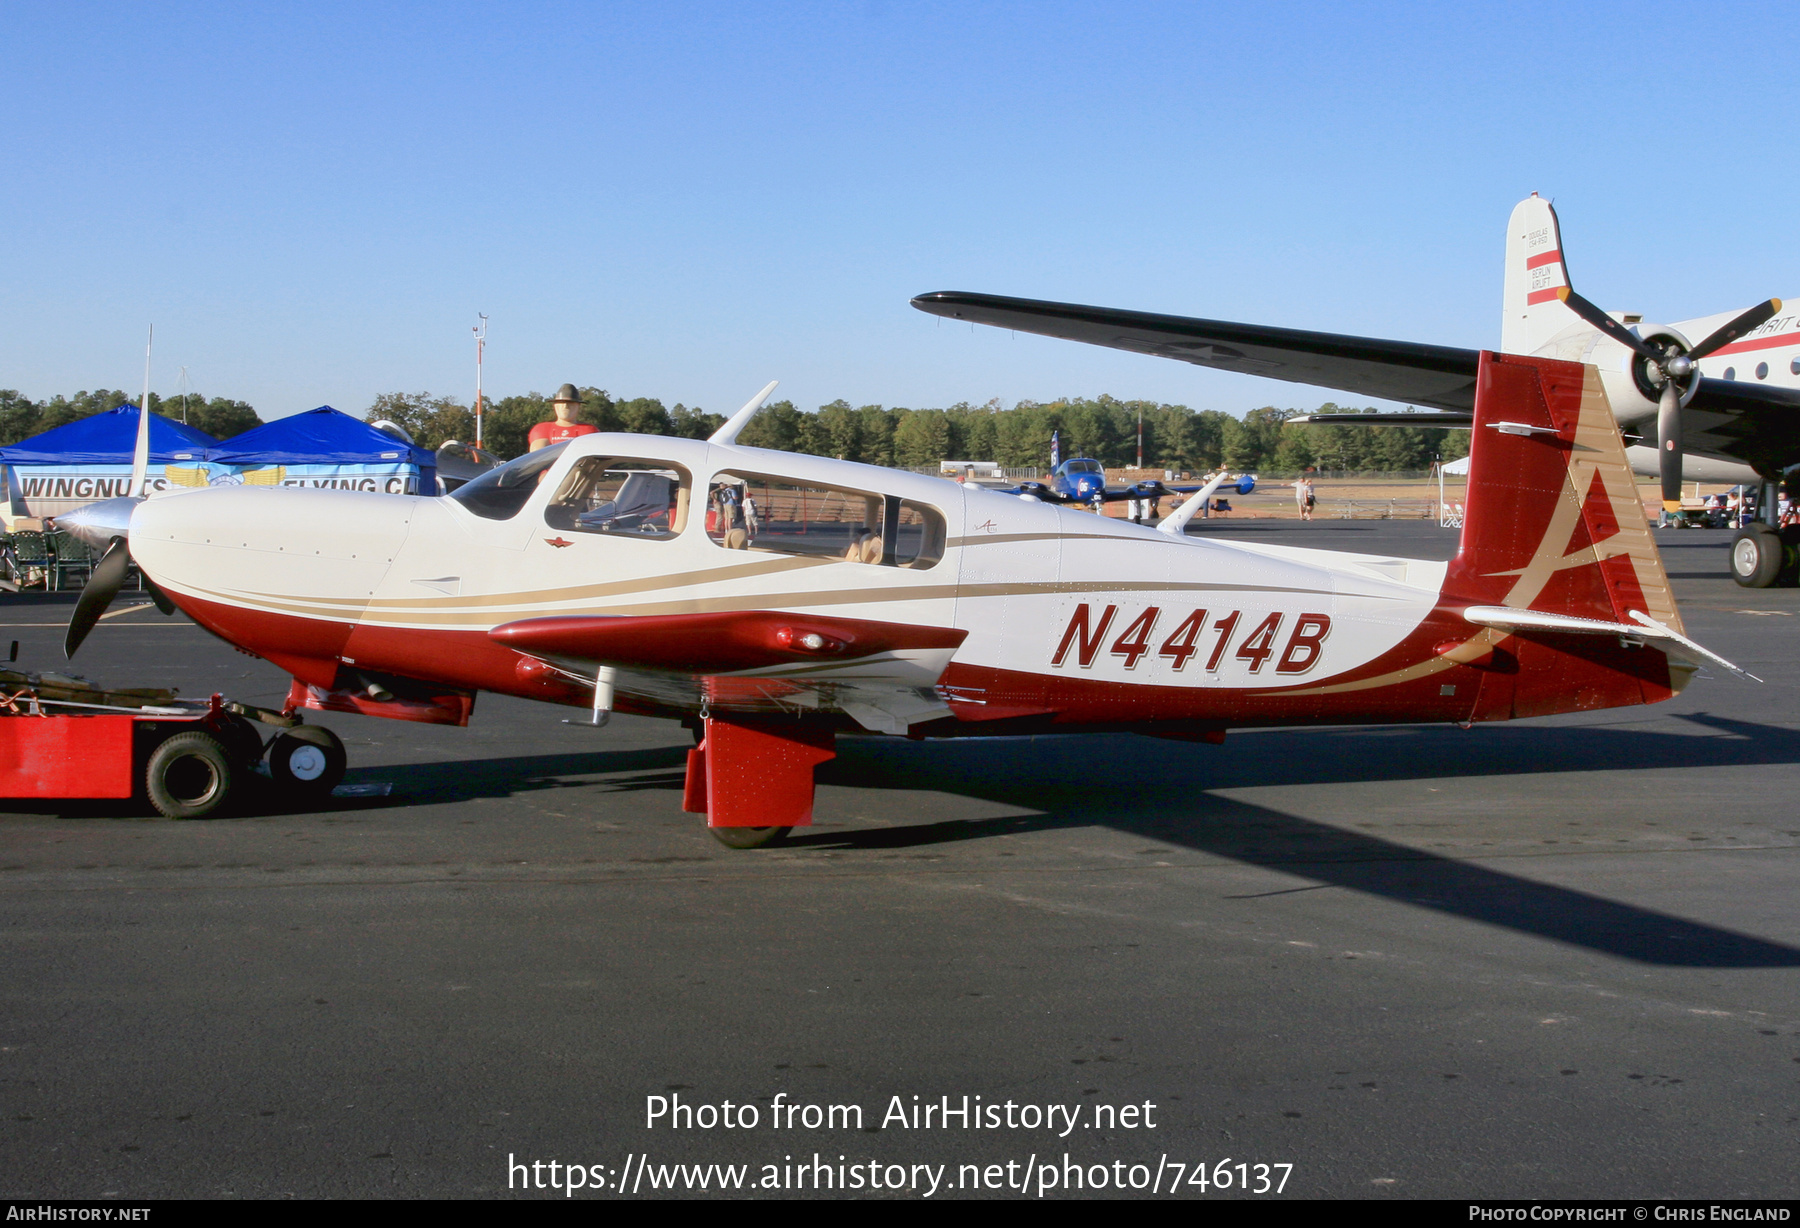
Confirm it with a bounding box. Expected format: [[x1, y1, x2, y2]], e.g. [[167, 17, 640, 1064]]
[[2, 519, 1797, 1200]]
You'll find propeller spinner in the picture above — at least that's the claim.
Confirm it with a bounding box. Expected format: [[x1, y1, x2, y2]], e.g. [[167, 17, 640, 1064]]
[[1557, 286, 1780, 511]]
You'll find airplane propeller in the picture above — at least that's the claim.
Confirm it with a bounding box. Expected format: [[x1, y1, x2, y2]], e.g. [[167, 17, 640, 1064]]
[[1556, 286, 1780, 509], [60, 329, 165, 658]]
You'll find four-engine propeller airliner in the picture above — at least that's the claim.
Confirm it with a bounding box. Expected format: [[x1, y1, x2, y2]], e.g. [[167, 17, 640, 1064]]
[[56, 350, 1747, 846], [912, 194, 1800, 587]]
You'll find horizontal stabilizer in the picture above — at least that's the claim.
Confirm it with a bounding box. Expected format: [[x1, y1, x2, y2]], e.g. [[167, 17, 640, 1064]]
[[1461, 605, 1758, 681]]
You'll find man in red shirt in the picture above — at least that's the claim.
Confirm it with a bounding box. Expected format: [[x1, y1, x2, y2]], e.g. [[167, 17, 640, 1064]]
[[528, 383, 600, 451]]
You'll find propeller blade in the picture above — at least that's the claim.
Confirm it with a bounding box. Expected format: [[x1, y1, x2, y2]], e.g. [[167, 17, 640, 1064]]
[[1556, 287, 1661, 361], [1657, 378, 1684, 512], [143, 575, 177, 616], [1687, 298, 1782, 361], [64, 539, 132, 659]]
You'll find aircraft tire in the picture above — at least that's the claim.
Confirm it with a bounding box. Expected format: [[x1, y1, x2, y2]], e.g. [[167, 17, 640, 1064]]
[[1730, 525, 1782, 588], [1780, 526, 1800, 588], [269, 726, 347, 798], [709, 825, 791, 850], [146, 731, 233, 820], [215, 713, 267, 768]]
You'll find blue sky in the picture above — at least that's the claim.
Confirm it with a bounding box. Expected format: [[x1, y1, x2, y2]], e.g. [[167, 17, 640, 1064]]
[[5, 1, 1797, 421]]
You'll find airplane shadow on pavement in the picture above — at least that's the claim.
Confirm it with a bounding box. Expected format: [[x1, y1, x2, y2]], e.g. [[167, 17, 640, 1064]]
[[800, 712, 1800, 969], [340, 713, 1800, 969]]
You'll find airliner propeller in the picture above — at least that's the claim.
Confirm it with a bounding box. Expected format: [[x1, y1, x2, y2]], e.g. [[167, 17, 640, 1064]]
[[1556, 286, 1780, 510]]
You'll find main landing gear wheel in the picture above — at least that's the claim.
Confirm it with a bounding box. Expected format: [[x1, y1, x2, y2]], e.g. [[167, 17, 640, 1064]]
[[1731, 525, 1783, 588], [269, 725, 347, 798], [709, 825, 792, 850], [146, 731, 233, 820]]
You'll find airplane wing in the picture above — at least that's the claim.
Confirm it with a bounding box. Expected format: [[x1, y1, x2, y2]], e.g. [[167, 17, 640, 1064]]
[[1093, 481, 1212, 503], [912, 290, 1483, 411], [1679, 378, 1800, 477], [994, 480, 1210, 505], [1290, 411, 1476, 426], [488, 610, 969, 733], [913, 290, 1800, 475]]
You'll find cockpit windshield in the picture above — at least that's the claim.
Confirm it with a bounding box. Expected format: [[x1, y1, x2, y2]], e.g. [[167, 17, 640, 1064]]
[[448, 442, 569, 520], [1065, 459, 1103, 475]]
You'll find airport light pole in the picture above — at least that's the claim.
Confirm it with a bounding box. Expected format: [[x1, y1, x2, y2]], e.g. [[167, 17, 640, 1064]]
[[473, 314, 488, 447]]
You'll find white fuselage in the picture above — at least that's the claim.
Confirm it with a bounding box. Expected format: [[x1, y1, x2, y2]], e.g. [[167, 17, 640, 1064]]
[[129, 433, 1447, 731]]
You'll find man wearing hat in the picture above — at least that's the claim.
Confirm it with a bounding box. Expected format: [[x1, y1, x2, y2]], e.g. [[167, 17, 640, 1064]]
[[528, 384, 601, 452]]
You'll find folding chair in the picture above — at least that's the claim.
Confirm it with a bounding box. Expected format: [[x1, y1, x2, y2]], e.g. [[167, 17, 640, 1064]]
[[47, 532, 96, 592], [6, 531, 51, 589]]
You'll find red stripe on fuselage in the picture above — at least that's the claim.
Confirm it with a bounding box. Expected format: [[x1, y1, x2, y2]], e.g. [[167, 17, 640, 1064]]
[[168, 592, 610, 712], [1704, 331, 1800, 358], [162, 589, 1673, 733]]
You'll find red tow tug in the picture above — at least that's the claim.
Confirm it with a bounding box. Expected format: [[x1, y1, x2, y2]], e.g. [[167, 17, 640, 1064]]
[[0, 656, 347, 818]]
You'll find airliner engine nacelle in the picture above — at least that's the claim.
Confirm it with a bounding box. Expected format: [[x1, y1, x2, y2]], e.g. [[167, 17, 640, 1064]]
[[1588, 326, 1700, 426], [1624, 326, 1700, 411]]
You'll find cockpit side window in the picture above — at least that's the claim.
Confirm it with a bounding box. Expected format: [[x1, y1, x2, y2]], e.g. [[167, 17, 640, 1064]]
[[448, 443, 569, 520], [706, 471, 944, 569], [544, 457, 691, 540]]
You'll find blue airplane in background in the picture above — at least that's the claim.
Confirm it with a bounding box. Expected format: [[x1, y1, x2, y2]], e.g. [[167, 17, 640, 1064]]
[[1006, 430, 1256, 513]]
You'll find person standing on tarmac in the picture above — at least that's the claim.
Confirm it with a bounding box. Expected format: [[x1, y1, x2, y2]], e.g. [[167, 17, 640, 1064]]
[[529, 384, 601, 452]]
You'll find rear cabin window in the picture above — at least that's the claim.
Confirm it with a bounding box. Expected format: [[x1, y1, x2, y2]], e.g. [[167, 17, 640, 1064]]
[[544, 457, 691, 539], [706, 473, 944, 569]]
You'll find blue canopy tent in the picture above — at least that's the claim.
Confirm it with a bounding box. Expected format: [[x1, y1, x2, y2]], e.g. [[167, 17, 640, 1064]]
[[0, 406, 218, 521], [203, 407, 436, 495]]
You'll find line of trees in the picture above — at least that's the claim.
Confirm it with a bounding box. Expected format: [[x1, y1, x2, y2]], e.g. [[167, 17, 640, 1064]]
[[364, 390, 725, 462], [365, 390, 1470, 474], [0, 389, 261, 447], [0, 383, 1470, 475]]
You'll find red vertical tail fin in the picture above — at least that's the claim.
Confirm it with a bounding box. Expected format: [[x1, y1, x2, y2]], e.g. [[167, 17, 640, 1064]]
[[1448, 351, 1680, 633]]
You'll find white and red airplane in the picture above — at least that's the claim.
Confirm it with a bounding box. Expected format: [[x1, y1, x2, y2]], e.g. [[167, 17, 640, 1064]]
[[913, 194, 1800, 587], [58, 351, 1746, 846]]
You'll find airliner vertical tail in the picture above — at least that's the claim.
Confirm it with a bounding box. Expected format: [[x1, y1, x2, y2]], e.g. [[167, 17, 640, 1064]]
[[1501, 194, 1573, 356]]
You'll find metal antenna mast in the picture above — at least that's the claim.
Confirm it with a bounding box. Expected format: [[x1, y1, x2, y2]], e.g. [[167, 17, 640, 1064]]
[[473, 314, 488, 447], [177, 365, 191, 424]]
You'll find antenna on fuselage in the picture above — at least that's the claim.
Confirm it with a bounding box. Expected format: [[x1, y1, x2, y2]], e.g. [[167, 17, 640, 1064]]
[[708, 381, 780, 446], [128, 325, 153, 499], [1158, 470, 1232, 537]]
